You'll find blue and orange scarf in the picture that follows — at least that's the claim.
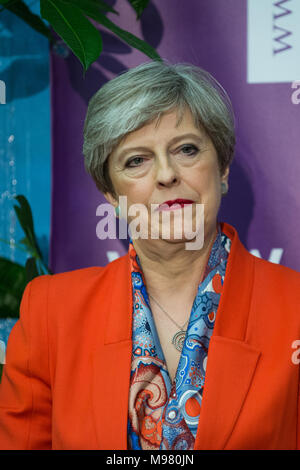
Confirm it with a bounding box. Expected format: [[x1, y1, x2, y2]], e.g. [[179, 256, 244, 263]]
[[127, 223, 231, 450]]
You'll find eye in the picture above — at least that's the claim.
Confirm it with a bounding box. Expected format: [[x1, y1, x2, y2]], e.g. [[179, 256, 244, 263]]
[[125, 156, 145, 168], [179, 144, 198, 156]]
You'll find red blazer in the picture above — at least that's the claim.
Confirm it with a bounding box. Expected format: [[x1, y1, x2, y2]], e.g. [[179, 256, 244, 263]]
[[0, 222, 300, 450]]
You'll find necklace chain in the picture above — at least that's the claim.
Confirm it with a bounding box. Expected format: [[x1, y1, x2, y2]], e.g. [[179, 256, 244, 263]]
[[148, 293, 189, 331]]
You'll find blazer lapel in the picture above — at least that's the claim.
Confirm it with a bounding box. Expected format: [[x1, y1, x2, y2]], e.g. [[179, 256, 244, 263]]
[[194, 336, 261, 449], [91, 253, 133, 450], [194, 222, 261, 449]]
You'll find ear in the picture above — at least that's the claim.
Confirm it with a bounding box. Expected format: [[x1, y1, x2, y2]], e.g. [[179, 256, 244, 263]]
[[103, 191, 118, 208], [221, 165, 230, 185]]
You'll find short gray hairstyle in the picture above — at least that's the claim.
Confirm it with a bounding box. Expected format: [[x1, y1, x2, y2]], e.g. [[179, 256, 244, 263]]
[[83, 60, 235, 197]]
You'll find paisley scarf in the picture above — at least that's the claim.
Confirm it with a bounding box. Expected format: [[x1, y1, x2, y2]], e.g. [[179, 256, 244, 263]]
[[127, 223, 231, 450]]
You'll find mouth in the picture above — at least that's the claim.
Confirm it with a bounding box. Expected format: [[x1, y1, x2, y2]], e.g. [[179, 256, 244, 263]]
[[156, 199, 195, 211]]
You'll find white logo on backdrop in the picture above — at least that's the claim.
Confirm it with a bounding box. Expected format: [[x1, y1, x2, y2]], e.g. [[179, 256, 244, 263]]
[[291, 80, 300, 103], [250, 248, 283, 264], [247, 0, 300, 83], [106, 251, 121, 262]]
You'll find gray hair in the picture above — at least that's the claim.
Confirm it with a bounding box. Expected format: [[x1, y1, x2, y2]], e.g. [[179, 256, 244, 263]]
[[82, 60, 235, 197]]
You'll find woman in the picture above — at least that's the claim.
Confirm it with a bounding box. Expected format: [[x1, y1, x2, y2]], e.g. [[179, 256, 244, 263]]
[[0, 60, 299, 450]]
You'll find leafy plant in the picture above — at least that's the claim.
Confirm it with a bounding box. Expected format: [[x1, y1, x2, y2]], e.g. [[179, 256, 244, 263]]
[[0, 194, 51, 381], [0, 0, 161, 73], [0, 195, 52, 319]]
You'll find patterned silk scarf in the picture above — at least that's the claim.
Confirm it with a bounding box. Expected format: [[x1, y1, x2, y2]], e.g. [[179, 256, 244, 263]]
[[127, 223, 232, 450]]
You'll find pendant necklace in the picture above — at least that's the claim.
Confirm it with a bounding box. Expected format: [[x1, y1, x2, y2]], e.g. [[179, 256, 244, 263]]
[[148, 293, 189, 352]]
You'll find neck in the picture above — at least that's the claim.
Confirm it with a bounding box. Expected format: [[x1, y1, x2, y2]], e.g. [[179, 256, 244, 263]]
[[131, 222, 219, 300]]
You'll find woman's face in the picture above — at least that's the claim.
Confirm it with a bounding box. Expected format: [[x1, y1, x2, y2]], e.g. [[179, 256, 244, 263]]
[[104, 107, 229, 245]]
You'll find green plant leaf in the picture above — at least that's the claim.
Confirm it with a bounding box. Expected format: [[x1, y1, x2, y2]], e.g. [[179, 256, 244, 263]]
[[66, 0, 161, 61], [40, 0, 103, 73], [10, 195, 52, 275], [64, 0, 119, 15], [13, 195, 43, 260], [127, 0, 150, 19], [13, 195, 34, 241], [0, 257, 27, 318], [0, 364, 3, 383], [0, 0, 16, 5], [0, 0, 55, 43], [14, 207, 37, 256], [19, 236, 35, 253], [25, 257, 39, 283], [0, 0, 18, 10]]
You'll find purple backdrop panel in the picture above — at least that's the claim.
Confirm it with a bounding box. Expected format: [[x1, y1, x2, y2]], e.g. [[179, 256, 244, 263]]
[[50, 0, 300, 273]]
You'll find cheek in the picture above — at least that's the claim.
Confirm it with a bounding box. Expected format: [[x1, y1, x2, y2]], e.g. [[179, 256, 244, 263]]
[[117, 179, 152, 206], [190, 163, 220, 193], [131, 181, 151, 200], [191, 166, 222, 211], [205, 177, 222, 202]]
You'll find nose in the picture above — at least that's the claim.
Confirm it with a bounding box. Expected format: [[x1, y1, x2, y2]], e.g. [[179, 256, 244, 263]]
[[155, 155, 179, 188]]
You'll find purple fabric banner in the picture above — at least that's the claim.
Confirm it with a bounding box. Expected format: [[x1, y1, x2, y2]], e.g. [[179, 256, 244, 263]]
[[49, 0, 300, 273]]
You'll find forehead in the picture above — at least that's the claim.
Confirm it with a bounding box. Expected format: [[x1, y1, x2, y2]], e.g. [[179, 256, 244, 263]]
[[113, 107, 204, 154]]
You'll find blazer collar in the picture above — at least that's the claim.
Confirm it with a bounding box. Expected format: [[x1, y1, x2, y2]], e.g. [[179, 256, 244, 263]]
[[91, 222, 261, 449]]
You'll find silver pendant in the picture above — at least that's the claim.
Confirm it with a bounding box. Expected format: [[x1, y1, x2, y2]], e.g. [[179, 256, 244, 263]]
[[172, 330, 186, 352]]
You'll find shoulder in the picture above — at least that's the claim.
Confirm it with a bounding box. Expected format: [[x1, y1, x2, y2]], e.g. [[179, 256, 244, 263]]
[[20, 255, 130, 336], [222, 221, 300, 289], [252, 254, 300, 288], [26, 254, 129, 300], [247, 254, 300, 317]]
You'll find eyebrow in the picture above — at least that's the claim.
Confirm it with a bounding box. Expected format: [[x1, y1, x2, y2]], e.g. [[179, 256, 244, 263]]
[[117, 133, 205, 161]]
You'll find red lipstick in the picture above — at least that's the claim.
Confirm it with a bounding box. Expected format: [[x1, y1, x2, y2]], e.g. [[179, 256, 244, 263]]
[[157, 199, 195, 211]]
